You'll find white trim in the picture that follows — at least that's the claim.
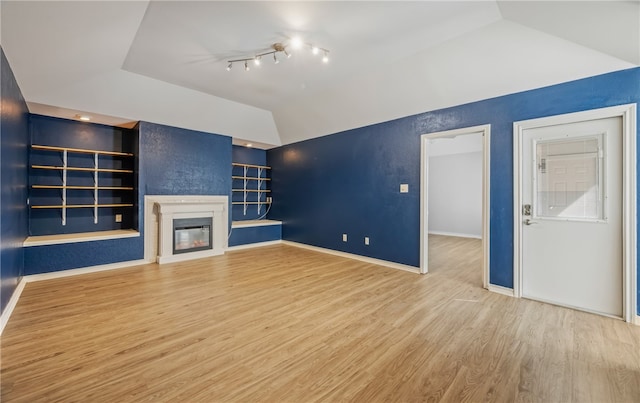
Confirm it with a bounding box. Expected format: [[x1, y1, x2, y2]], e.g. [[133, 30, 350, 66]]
[[420, 124, 491, 290], [282, 240, 420, 274], [428, 231, 482, 240], [513, 103, 637, 323], [232, 219, 282, 228], [635, 315, 640, 326], [227, 240, 283, 251], [488, 284, 515, 297], [0, 279, 26, 336], [24, 259, 148, 282], [23, 229, 140, 247]]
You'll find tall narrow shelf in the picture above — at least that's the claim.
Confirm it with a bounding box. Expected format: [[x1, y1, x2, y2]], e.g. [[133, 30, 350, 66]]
[[232, 162, 271, 216], [30, 144, 135, 226]]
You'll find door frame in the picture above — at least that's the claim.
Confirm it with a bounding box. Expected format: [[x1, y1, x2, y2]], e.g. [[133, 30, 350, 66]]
[[513, 104, 637, 323], [420, 124, 491, 289]]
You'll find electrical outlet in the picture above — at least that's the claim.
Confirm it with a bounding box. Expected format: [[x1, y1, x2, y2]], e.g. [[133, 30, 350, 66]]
[[400, 184, 409, 193], [115, 214, 122, 223], [342, 233, 348, 242], [364, 237, 369, 245], [266, 196, 272, 203]]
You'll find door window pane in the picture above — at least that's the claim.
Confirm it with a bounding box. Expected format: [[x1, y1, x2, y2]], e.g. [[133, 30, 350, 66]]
[[535, 136, 603, 220]]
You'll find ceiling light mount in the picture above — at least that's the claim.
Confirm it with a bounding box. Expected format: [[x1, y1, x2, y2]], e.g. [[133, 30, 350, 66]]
[[226, 40, 330, 72]]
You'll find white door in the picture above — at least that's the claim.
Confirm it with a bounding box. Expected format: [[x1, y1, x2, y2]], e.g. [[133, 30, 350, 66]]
[[521, 116, 622, 317]]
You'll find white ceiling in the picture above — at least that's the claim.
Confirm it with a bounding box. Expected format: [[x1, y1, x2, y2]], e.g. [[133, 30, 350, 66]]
[[1, 1, 638, 148]]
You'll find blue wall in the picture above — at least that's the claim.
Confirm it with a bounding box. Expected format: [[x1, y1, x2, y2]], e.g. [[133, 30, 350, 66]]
[[25, 121, 232, 274], [232, 145, 267, 167], [139, 122, 231, 196], [0, 47, 29, 313], [268, 68, 640, 309]]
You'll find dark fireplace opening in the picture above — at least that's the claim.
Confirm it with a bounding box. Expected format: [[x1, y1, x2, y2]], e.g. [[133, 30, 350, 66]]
[[173, 217, 213, 255]]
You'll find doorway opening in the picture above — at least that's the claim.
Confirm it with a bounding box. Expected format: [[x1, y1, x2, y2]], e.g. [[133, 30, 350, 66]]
[[420, 125, 490, 289]]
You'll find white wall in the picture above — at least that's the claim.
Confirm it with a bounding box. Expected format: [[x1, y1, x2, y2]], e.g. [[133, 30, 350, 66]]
[[428, 134, 482, 238]]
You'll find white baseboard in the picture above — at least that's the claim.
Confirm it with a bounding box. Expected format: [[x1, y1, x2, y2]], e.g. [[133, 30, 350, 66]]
[[226, 240, 282, 251], [488, 284, 515, 297], [0, 278, 26, 336], [24, 259, 148, 283], [428, 231, 482, 239], [282, 240, 420, 274]]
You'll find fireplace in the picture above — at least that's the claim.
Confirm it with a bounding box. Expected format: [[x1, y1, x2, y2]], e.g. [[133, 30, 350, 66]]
[[145, 195, 228, 264], [173, 217, 212, 254]]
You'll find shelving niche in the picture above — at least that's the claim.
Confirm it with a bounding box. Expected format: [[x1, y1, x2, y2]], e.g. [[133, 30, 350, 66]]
[[30, 144, 135, 226], [232, 162, 271, 216]]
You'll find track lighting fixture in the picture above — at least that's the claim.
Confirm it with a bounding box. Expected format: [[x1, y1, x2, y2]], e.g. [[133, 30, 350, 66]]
[[226, 39, 330, 72]]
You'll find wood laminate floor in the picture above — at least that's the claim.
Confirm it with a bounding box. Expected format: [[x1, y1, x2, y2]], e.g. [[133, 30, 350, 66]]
[[2, 236, 639, 402]]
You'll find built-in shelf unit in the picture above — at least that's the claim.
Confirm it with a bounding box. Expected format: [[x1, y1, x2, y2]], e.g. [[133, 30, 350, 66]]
[[30, 144, 135, 226], [232, 162, 271, 216]]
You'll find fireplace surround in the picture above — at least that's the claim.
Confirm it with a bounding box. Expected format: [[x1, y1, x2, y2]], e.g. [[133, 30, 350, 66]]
[[144, 195, 228, 264]]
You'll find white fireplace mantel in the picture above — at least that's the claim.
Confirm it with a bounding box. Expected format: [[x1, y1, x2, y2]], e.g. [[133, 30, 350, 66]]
[[144, 195, 228, 264]]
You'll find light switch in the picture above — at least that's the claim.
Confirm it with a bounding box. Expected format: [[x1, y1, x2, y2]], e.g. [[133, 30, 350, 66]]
[[115, 214, 123, 223], [400, 184, 409, 193]]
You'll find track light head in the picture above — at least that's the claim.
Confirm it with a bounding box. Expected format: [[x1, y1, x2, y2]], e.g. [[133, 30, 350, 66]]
[[254, 56, 261, 66], [311, 46, 319, 55], [226, 63, 232, 71], [273, 53, 279, 64], [244, 61, 249, 71], [322, 51, 329, 63]]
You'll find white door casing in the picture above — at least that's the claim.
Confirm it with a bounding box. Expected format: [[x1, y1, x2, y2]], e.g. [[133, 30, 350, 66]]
[[514, 104, 637, 323], [420, 124, 491, 289]]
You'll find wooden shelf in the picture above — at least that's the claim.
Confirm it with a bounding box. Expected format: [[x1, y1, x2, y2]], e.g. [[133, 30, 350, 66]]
[[32, 144, 134, 157], [32, 165, 133, 173], [232, 162, 271, 216], [30, 143, 136, 227], [31, 203, 134, 209], [23, 229, 140, 247], [232, 163, 271, 169], [232, 219, 282, 229], [232, 176, 271, 181], [32, 185, 134, 190]]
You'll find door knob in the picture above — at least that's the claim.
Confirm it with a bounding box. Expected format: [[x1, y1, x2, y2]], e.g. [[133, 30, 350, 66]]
[[524, 219, 538, 225]]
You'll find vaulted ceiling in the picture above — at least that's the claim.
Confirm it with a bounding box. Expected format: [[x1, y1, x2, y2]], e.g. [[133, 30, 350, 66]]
[[1, 1, 638, 148]]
